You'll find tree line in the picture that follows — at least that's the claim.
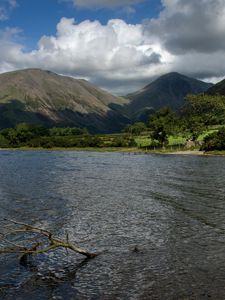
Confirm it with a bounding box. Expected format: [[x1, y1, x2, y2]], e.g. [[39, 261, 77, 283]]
[[0, 124, 101, 148], [124, 94, 225, 151], [0, 94, 225, 151], [0, 123, 136, 148]]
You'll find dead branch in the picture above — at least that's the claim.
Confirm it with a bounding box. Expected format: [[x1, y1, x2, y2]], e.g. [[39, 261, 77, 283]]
[[0, 219, 98, 262]]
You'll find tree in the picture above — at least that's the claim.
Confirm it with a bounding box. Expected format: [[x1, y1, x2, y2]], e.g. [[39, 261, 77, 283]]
[[111, 136, 136, 147], [148, 107, 179, 147], [0, 124, 90, 148], [14, 123, 37, 143], [0, 134, 9, 148], [123, 122, 147, 135], [183, 94, 225, 140], [1, 123, 49, 146], [49, 127, 89, 136], [184, 94, 225, 124], [201, 127, 225, 151], [1, 128, 19, 146]]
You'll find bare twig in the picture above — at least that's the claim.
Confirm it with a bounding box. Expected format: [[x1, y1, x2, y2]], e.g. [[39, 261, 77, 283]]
[[0, 219, 98, 260]]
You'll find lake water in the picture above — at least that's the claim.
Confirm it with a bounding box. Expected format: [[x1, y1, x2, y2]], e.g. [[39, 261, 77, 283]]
[[0, 151, 225, 299]]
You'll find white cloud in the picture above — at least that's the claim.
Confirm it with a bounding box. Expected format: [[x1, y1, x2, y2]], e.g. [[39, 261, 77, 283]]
[[141, 0, 225, 84], [0, 0, 17, 21], [1, 0, 225, 94], [0, 18, 170, 93]]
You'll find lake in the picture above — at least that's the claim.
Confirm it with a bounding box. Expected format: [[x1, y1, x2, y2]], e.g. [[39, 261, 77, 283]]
[[0, 151, 225, 299]]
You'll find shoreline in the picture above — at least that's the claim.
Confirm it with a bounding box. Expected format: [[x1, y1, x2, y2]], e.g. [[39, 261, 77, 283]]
[[165, 150, 206, 156], [0, 147, 224, 156]]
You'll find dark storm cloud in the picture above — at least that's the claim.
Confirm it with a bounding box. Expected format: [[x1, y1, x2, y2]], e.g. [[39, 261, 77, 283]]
[[145, 0, 225, 54]]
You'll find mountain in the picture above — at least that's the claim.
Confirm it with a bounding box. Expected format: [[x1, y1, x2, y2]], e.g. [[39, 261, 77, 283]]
[[125, 72, 213, 121], [207, 78, 225, 95], [0, 69, 215, 132], [0, 68, 129, 133]]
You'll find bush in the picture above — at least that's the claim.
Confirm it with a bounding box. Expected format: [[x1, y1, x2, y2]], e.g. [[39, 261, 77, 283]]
[[49, 127, 89, 136], [27, 135, 102, 148], [123, 122, 147, 135], [111, 136, 136, 147], [0, 124, 91, 148], [0, 134, 10, 148], [200, 128, 225, 151]]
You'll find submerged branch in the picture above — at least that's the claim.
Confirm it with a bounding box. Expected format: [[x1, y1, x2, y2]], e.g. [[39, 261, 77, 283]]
[[0, 219, 98, 261]]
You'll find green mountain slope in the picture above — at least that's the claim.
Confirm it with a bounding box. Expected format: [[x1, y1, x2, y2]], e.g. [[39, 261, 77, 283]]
[[125, 72, 213, 121], [207, 78, 225, 95], [0, 69, 129, 132]]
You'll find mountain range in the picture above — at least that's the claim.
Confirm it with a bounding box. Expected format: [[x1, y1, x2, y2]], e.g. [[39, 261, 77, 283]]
[[0, 68, 220, 132]]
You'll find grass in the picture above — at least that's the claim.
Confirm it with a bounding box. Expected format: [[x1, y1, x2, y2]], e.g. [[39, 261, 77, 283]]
[[135, 126, 222, 147], [204, 150, 225, 156], [135, 135, 187, 148], [135, 136, 151, 147], [168, 135, 187, 145]]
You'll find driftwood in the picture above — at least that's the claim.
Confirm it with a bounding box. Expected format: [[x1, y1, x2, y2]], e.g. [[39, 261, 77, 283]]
[[0, 219, 97, 263]]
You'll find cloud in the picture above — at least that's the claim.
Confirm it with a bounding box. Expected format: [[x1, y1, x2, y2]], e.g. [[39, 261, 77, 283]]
[[8, 0, 17, 8], [68, 0, 144, 9], [145, 0, 225, 54], [0, 18, 169, 93], [0, 0, 17, 21], [0, 8, 8, 21], [140, 0, 225, 84], [1, 1, 225, 94]]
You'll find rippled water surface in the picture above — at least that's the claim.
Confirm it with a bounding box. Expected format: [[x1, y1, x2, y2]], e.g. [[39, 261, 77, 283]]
[[0, 151, 225, 299]]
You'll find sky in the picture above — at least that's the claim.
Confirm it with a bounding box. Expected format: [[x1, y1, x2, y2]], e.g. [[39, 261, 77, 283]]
[[0, 0, 225, 94]]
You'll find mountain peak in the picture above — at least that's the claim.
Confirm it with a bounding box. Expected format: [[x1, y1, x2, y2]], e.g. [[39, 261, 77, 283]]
[[125, 72, 213, 120], [0, 68, 129, 132], [159, 71, 183, 78], [154, 72, 201, 83]]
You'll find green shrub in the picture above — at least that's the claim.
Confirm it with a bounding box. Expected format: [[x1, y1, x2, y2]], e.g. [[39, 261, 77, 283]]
[[0, 134, 10, 148], [201, 127, 225, 151], [111, 136, 136, 147]]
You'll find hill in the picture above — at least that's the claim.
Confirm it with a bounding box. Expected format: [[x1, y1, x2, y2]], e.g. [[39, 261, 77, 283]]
[[207, 78, 225, 95], [125, 72, 213, 121], [0, 69, 129, 133]]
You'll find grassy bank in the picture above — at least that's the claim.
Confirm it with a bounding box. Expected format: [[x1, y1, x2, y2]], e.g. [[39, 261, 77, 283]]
[[2, 145, 225, 157], [1, 146, 223, 156]]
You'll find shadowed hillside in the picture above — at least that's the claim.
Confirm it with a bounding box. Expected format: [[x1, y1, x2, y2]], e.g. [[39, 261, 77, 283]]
[[207, 78, 225, 95], [0, 69, 129, 133], [125, 72, 212, 121]]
